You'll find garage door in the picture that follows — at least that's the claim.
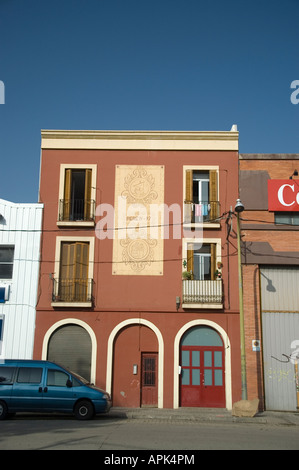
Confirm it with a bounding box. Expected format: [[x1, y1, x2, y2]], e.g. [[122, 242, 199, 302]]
[[261, 267, 299, 411], [47, 324, 92, 382]]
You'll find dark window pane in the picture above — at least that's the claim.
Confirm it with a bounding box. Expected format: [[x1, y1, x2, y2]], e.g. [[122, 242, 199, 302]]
[[0, 247, 14, 263], [0, 264, 13, 279], [17, 367, 42, 383], [0, 367, 15, 384]]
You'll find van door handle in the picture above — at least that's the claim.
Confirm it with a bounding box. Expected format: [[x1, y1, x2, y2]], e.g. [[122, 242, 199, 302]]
[[38, 387, 48, 393]]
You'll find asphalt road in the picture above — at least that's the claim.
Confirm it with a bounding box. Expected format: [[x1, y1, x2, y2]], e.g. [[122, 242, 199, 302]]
[[1, 414, 299, 451]]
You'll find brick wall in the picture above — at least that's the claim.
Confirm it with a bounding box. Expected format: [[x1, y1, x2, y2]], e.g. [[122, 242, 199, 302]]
[[242, 264, 265, 409]]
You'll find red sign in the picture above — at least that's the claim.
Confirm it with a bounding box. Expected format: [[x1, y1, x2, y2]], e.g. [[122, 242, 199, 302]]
[[268, 179, 299, 211]]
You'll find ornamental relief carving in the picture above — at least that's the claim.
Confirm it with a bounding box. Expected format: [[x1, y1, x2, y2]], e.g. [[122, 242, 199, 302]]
[[113, 165, 164, 276], [122, 167, 158, 204]]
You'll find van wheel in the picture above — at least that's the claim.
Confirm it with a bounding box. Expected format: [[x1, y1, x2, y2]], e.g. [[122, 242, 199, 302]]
[[74, 400, 94, 420], [0, 401, 8, 420]]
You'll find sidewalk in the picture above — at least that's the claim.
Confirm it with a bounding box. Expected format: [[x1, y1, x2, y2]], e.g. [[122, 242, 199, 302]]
[[109, 406, 299, 426]]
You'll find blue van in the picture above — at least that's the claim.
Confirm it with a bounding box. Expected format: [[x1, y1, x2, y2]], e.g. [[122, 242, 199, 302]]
[[0, 360, 111, 420]]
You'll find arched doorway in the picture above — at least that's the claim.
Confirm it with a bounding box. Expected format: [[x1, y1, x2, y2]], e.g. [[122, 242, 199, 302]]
[[47, 323, 92, 382], [112, 323, 159, 408], [180, 326, 225, 408]]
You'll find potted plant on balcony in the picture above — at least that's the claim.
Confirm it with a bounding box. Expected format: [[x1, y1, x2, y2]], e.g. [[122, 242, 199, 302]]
[[215, 261, 223, 280], [182, 260, 193, 280], [182, 270, 192, 280]]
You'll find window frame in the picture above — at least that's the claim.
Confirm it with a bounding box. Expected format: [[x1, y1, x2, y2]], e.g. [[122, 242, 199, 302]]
[[0, 245, 14, 280], [274, 212, 299, 226], [183, 238, 222, 280], [57, 164, 97, 226], [183, 166, 220, 227], [52, 236, 95, 307]]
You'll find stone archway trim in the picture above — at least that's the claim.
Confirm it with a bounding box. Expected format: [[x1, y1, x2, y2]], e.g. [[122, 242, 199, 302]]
[[41, 318, 97, 384], [173, 319, 232, 410]]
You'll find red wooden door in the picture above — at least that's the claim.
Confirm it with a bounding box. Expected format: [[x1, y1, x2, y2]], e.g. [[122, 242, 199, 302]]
[[180, 346, 225, 407], [141, 353, 158, 407]]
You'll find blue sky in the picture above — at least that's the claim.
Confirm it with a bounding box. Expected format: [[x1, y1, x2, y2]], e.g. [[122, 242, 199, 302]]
[[0, 0, 298, 203]]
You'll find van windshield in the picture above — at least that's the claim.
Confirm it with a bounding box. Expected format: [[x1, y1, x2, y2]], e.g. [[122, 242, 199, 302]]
[[70, 371, 90, 385], [53, 363, 91, 385]]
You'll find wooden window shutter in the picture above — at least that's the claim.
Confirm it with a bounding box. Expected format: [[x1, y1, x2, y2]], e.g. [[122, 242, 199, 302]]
[[185, 170, 193, 202], [187, 243, 194, 276], [59, 242, 89, 302], [210, 243, 216, 280], [75, 242, 89, 301], [209, 170, 218, 220], [63, 169, 72, 220], [60, 242, 89, 280], [60, 242, 72, 280], [75, 242, 89, 280], [185, 170, 193, 223], [84, 169, 92, 220]]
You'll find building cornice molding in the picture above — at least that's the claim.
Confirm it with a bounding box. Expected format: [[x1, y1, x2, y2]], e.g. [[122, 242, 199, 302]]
[[41, 129, 239, 151]]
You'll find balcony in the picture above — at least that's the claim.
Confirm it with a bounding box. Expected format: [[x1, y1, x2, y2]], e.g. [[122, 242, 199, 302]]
[[51, 278, 93, 307], [184, 200, 221, 225], [57, 199, 95, 226], [182, 279, 223, 309]]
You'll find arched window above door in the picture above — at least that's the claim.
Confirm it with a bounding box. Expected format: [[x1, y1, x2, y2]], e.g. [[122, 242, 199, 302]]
[[181, 326, 223, 347]]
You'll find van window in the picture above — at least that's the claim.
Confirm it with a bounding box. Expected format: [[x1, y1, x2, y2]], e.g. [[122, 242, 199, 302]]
[[47, 369, 69, 387], [0, 367, 15, 384], [17, 367, 42, 384]]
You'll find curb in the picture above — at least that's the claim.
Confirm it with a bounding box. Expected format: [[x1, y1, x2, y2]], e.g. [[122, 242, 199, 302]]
[[109, 407, 299, 426]]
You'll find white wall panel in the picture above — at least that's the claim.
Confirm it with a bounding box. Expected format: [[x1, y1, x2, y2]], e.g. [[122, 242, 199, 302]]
[[0, 199, 43, 359]]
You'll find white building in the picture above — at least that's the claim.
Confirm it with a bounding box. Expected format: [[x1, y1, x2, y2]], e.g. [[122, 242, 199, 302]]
[[0, 199, 43, 359]]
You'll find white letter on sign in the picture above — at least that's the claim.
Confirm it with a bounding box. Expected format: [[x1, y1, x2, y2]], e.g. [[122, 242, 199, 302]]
[[277, 184, 295, 207]]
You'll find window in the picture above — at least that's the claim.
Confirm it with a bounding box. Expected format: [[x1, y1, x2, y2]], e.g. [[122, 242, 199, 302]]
[[0, 246, 14, 279], [52, 237, 95, 305], [184, 169, 219, 223], [62, 169, 92, 221], [186, 243, 216, 280], [54, 241, 92, 302], [0, 367, 15, 384], [17, 367, 42, 384], [47, 369, 69, 387], [275, 212, 299, 226], [58, 165, 97, 223]]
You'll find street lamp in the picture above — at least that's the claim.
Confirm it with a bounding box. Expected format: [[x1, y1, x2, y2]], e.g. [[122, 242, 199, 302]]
[[235, 198, 248, 401]]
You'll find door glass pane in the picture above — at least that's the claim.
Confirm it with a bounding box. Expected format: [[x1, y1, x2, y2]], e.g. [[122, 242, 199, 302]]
[[182, 369, 190, 385], [182, 350, 189, 366], [143, 357, 156, 386], [204, 351, 212, 367], [214, 351, 222, 367], [204, 369, 212, 386], [192, 351, 200, 367], [182, 326, 222, 347], [214, 370, 223, 386], [192, 369, 200, 385]]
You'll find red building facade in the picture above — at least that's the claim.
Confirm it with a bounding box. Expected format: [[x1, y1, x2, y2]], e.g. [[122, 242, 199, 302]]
[[34, 129, 242, 409]]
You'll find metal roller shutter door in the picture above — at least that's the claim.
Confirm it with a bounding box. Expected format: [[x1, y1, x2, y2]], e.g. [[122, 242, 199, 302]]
[[261, 267, 299, 411], [47, 324, 92, 382]]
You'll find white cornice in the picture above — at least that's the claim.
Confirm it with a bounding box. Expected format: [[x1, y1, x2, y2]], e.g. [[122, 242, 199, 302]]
[[41, 129, 239, 151]]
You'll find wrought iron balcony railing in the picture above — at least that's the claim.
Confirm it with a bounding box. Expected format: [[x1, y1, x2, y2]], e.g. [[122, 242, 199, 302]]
[[58, 199, 95, 222], [183, 200, 221, 223], [182, 279, 223, 306], [52, 278, 93, 304]]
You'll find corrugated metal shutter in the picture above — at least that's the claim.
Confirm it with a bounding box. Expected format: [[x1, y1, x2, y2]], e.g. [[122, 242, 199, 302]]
[[47, 324, 92, 382], [261, 267, 299, 411]]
